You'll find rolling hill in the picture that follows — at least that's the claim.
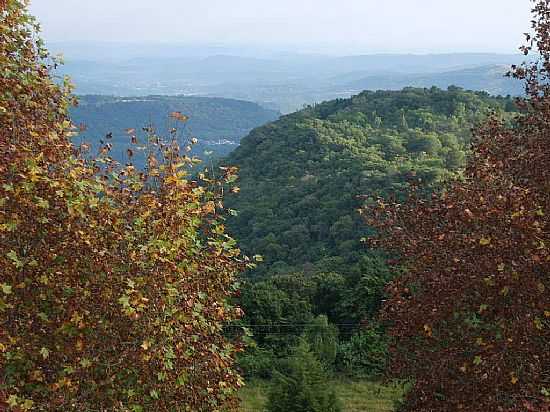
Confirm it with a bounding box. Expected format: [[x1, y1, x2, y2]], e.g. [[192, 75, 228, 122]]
[[222, 87, 517, 278], [338, 64, 523, 97], [70, 95, 280, 165]]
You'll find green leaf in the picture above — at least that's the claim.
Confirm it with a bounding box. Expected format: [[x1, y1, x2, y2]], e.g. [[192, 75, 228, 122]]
[[118, 295, 131, 308], [473, 355, 482, 365], [6, 250, 23, 268], [176, 372, 188, 386]]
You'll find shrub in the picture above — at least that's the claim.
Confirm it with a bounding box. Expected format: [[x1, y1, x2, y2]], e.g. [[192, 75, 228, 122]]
[[336, 326, 388, 379], [303, 315, 339, 371], [237, 346, 278, 379]]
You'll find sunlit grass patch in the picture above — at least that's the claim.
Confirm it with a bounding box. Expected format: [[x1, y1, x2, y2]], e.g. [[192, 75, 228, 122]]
[[239, 378, 405, 412]]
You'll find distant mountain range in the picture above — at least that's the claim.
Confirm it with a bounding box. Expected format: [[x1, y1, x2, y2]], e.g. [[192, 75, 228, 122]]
[[336, 65, 523, 97], [52, 47, 526, 113]]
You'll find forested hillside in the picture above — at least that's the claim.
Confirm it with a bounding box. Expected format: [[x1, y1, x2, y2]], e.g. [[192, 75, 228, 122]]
[[222, 88, 518, 393], [70, 95, 280, 163], [225, 87, 516, 278]]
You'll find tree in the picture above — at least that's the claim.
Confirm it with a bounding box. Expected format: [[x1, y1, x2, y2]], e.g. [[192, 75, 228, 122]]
[[0, 2, 245, 410], [266, 339, 342, 412], [239, 275, 315, 350], [303, 315, 339, 370], [366, 2, 550, 410]]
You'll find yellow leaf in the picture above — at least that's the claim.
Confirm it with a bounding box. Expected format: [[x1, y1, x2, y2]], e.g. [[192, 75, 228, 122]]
[[479, 237, 491, 246], [40, 347, 49, 359], [1, 283, 12, 295], [423, 324, 432, 337], [21, 399, 34, 410], [7, 395, 18, 407]]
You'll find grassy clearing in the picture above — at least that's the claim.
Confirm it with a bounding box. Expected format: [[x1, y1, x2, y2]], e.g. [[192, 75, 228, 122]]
[[239, 378, 405, 412]]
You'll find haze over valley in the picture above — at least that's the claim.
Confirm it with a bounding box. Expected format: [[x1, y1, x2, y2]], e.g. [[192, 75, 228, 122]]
[[55, 44, 524, 113]]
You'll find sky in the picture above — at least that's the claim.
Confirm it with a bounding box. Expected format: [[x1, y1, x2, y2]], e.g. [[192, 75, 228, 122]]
[[30, 0, 532, 55]]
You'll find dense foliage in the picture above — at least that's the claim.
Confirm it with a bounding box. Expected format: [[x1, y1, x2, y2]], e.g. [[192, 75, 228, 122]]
[[224, 86, 516, 279], [0, 2, 246, 410], [367, 1, 550, 410], [70, 95, 280, 165]]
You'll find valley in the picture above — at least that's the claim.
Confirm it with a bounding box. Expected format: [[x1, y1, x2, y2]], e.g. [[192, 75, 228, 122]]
[[4, 1, 548, 410]]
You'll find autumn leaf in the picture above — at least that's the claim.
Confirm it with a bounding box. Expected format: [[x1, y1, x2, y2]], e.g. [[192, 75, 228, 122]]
[[1, 283, 12, 295], [40, 347, 50, 359], [479, 237, 491, 246], [170, 111, 189, 122]]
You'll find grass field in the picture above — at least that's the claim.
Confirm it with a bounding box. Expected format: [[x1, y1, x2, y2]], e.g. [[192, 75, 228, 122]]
[[239, 379, 405, 412]]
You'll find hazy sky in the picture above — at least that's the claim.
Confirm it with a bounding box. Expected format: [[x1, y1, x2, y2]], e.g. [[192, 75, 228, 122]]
[[30, 0, 531, 54]]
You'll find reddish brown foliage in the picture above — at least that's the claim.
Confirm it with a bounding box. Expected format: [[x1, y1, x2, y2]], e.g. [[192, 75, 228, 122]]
[[367, 1, 550, 411]]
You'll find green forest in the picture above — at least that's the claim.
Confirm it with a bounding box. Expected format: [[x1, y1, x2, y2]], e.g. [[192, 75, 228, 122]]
[[225, 87, 516, 278], [70, 95, 280, 163], [1, 1, 549, 412], [221, 88, 519, 410]]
